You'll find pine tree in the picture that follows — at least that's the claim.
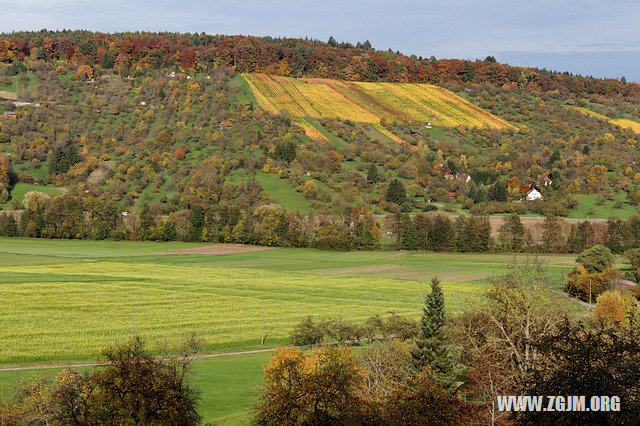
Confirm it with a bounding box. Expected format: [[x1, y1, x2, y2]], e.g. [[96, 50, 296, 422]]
[[367, 163, 379, 183], [488, 180, 508, 202], [411, 278, 455, 388], [386, 179, 406, 205], [398, 214, 420, 249]]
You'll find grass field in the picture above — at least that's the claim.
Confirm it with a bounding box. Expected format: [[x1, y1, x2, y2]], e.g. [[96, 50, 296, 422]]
[[0, 182, 61, 209], [242, 73, 515, 130], [568, 193, 639, 219], [0, 238, 580, 364]]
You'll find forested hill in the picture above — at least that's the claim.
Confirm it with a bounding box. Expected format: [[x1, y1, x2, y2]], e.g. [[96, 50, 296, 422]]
[[1, 31, 640, 250], [1, 31, 638, 98]]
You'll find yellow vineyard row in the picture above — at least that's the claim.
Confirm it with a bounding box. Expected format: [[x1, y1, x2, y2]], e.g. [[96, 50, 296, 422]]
[[242, 73, 515, 130], [570, 106, 640, 134]]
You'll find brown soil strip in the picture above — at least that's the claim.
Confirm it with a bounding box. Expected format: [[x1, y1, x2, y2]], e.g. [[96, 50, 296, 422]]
[[164, 244, 275, 255]]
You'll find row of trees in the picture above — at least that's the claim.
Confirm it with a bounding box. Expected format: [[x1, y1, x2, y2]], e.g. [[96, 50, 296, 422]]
[[6, 191, 640, 256], [0, 193, 381, 250], [1, 31, 638, 98], [394, 212, 640, 255]]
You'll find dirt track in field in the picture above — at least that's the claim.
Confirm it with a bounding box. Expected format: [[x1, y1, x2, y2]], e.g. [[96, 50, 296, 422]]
[[164, 244, 275, 255]]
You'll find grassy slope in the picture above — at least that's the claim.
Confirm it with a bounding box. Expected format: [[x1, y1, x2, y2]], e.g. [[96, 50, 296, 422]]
[[568, 193, 639, 219], [254, 172, 312, 212], [1, 183, 61, 209]]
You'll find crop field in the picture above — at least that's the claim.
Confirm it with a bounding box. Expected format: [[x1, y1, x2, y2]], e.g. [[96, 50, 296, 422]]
[[0, 238, 581, 365], [242, 73, 515, 130], [0, 238, 585, 423], [570, 106, 640, 134], [0, 260, 476, 363]]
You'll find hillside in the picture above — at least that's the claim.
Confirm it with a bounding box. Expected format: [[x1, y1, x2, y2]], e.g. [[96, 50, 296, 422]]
[[1, 31, 640, 248]]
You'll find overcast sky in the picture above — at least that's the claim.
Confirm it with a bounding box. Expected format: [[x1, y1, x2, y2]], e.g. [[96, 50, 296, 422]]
[[2, 0, 639, 82]]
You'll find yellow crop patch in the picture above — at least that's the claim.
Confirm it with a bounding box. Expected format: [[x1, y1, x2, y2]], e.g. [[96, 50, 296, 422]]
[[570, 106, 640, 134], [242, 73, 515, 130]]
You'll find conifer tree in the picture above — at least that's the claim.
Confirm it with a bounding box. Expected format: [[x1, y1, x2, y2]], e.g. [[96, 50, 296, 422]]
[[386, 179, 406, 205], [411, 278, 455, 388], [367, 163, 379, 183]]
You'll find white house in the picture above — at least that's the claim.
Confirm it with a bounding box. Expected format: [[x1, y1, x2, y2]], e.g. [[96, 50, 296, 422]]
[[526, 187, 543, 201]]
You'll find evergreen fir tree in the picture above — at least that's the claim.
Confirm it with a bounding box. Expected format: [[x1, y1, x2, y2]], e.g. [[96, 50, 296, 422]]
[[488, 180, 508, 202], [411, 278, 455, 388], [399, 214, 420, 249], [367, 163, 379, 183], [386, 179, 406, 205]]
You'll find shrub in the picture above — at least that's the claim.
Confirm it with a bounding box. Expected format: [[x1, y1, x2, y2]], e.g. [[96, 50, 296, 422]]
[[290, 316, 325, 346], [381, 313, 418, 340], [594, 290, 638, 325], [565, 266, 620, 302], [576, 244, 613, 273]]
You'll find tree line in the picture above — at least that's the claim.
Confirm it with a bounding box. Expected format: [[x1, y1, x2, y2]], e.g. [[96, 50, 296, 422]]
[[1, 31, 638, 99]]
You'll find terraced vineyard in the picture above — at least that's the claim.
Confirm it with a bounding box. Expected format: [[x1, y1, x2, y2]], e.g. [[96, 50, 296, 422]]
[[570, 105, 640, 134], [242, 73, 515, 129]]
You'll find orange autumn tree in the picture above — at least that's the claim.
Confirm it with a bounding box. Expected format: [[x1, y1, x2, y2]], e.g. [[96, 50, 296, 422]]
[[257, 346, 362, 425], [174, 147, 185, 160], [0, 154, 11, 204], [76, 64, 93, 80], [256, 345, 476, 425]]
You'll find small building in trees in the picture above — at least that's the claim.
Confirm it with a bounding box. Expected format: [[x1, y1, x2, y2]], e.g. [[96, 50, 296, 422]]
[[2, 111, 17, 119], [526, 186, 543, 201]]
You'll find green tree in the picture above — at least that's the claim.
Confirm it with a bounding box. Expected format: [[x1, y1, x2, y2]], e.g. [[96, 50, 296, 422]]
[[521, 319, 640, 425], [273, 139, 297, 163], [576, 244, 613, 273], [397, 214, 420, 250], [49, 143, 80, 175], [488, 180, 508, 202], [428, 214, 452, 252], [542, 216, 565, 253], [411, 278, 455, 388], [498, 214, 525, 251], [366, 163, 379, 183], [0, 213, 18, 236], [188, 204, 206, 241], [386, 179, 406, 205]]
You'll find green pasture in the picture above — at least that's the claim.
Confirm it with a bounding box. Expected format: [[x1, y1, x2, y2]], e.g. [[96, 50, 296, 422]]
[[568, 193, 639, 220], [254, 172, 312, 212], [0, 183, 61, 209]]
